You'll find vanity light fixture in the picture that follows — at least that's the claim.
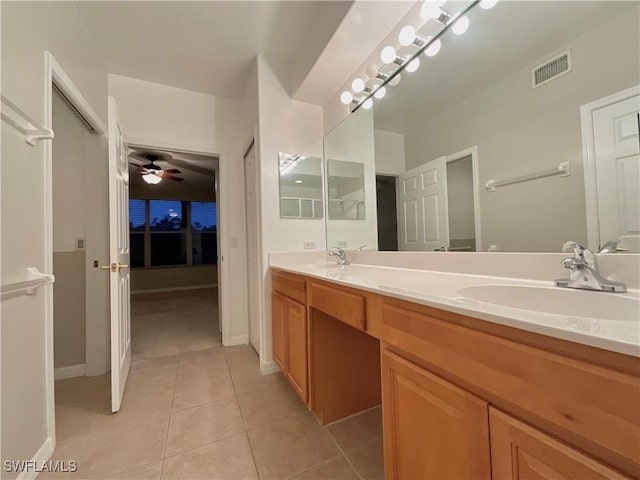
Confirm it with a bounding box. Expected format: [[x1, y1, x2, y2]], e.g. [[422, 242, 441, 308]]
[[346, 0, 484, 113]]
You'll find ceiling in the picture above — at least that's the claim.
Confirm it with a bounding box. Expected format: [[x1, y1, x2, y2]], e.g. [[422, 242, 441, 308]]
[[373, 1, 637, 134], [128, 147, 218, 199], [73, 1, 353, 99]]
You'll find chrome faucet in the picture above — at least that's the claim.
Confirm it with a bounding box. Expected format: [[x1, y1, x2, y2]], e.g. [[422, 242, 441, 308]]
[[555, 241, 627, 293], [598, 239, 629, 253], [329, 247, 350, 266]]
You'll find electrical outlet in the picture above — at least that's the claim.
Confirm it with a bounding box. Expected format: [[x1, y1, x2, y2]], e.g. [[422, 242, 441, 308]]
[[335, 240, 348, 248], [303, 241, 316, 250], [76, 238, 85, 250]]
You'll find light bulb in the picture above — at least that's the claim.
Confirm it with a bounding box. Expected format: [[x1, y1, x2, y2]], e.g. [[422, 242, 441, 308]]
[[425, 38, 441, 57], [480, 0, 498, 9], [374, 86, 386, 99], [452, 15, 470, 35], [398, 25, 416, 47], [143, 173, 161, 185], [362, 98, 373, 110], [380, 46, 397, 64], [365, 64, 379, 78], [421, 0, 442, 21], [405, 57, 420, 73], [340, 91, 353, 105], [352, 78, 365, 93], [389, 74, 401, 87]]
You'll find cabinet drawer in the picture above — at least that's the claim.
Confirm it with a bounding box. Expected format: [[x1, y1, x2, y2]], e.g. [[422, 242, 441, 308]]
[[309, 281, 365, 330], [381, 301, 640, 474], [272, 270, 306, 304]]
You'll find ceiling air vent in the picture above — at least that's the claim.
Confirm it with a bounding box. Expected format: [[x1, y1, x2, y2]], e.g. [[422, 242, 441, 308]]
[[532, 50, 571, 88]]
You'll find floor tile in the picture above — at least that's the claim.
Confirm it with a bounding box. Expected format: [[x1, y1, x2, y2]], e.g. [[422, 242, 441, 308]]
[[112, 462, 163, 480], [237, 381, 306, 431], [56, 400, 106, 442], [172, 373, 235, 411], [162, 433, 257, 480], [38, 435, 90, 480], [344, 439, 384, 480], [93, 388, 173, 431], [125, 364, 177, 395], [326, 406, 382, 452], [223, 345, 259, 371], [130, 355, 179, 372], [166, 396, 245, 457], [248, 412, 341, 479], [293, 456, 360, 480], [230, 363, 288, 395]]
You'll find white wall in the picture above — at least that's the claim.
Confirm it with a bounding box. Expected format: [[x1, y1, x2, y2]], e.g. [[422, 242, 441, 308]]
[[402, 8, 640, 252], [1, 1, 108, 474], [108, 74, 252, 345], [374, 129, 406, 175], [255, 56, 325, 369]]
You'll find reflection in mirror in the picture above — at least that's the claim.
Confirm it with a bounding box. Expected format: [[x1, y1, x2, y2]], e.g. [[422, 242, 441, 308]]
[[328, 160, 365, 220], [324, 108, 377, 249], [328, 0, 640, 252], [278, 152, 323, 219]]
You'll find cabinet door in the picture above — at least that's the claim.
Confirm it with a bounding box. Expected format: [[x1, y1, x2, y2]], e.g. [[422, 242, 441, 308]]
[[382, 349, 491, 480], [271, 292, 287, 372], [490, 407, 631, 479], [285, 298, 308, 403]]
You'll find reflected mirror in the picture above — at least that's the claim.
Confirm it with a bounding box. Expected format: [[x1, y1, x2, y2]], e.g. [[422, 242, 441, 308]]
[[327, 160, 366, 220], [326, 0, 640, 253], [279, 152, 323, 219]]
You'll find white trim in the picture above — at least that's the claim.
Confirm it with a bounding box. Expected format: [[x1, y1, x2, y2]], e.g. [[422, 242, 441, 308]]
[[446, 146, 482, 252], [580, 85, 640, 251], [43, 51, 108, 457], [54, 364, 86, 380], [131, 284, 217, 295], [259, 360, 281, 375], [16, 437, 55, 480], [228, 333, 248, 346]]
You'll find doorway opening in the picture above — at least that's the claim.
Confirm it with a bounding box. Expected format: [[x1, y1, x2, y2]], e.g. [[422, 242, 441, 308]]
[[127, 146, 222, 361]]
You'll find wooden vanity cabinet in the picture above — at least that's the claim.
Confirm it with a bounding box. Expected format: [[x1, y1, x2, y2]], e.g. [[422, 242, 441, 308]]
[[489, 407, 632, 480], [382, 350, 491, 480], [271, 273, 308, 403]]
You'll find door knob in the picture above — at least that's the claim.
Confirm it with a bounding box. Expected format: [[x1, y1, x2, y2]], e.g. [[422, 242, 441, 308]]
[[100, 263, 129, 272]]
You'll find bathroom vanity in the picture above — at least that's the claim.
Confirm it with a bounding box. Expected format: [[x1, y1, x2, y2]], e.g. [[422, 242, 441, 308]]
[[270, 261, 639, 479]]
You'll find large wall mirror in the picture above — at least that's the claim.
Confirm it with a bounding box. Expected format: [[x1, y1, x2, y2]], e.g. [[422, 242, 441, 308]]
[[325, 0, 640, 253]]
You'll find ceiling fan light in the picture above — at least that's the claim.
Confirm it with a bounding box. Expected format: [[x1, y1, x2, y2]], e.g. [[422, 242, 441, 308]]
[[143, 173, 162, 185]]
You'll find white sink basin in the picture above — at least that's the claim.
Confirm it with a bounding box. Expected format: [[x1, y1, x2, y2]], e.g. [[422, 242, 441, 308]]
[[458, 285, 639, 322]]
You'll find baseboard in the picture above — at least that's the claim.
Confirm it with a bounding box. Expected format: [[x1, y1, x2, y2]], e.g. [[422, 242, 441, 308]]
[[260, 360, 281, 375], [54, 363, 86, 380], [131, 284, 217, 295], [225, 334, 248, 346], [15, 437, 54, 480]]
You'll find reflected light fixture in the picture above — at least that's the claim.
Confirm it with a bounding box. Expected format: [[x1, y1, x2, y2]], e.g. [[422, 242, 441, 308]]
[[374, 86, 386, 99], [362, 98, 373, 110], [143, 173, 162, 185], [389, 74, 401, 87], [479, 0, 499, 9], [421, 0, 444, 21], [452, 15, 470, 35], [425, 37, 442, 57], [294, 179, 303, 184], [340, 91, 354, 105], [380, 46, 397, 64], [405, 57, 420, 73], [366, 64, 379, 78]]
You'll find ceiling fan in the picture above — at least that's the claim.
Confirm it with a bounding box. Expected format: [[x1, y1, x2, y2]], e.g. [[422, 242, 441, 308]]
[[128, 150, 184, 184]]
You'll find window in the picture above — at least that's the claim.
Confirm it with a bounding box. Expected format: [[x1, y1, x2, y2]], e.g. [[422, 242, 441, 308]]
[[129, 199, 217, 268], [191, 202, 217, 264]]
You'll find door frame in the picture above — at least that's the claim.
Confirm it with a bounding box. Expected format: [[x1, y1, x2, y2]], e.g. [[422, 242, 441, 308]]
[[580, 85, 640, 251], [446, 146, 482, 252], [43, 51, 107, 448]]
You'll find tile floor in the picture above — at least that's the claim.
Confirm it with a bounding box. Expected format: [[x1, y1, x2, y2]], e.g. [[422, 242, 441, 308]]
[[49, 289, 384, 480]]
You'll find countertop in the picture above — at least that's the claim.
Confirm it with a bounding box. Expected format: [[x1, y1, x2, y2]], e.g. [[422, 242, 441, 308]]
[[270, 261, 640, 357]]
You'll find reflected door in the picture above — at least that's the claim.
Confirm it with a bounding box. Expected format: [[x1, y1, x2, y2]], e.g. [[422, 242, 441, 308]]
[[397, 157, 450, 251], [593, 94, 640, 252]]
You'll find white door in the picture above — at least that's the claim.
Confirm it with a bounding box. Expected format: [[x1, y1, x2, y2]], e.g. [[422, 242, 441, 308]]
[[397, 157, 450, 251], [593, 94, 640, 252], [244, 143, 260, 353], [107, 97, 131, 412]]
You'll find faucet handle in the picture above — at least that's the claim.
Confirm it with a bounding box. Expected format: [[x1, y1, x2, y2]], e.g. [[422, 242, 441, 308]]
[[562, 241, 597, 269], [356, 245, 367, 252], [331, 246, 345, 255]]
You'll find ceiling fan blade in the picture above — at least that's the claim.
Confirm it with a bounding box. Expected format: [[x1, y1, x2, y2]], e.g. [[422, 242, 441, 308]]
[[163, 174, 184, 182], [161, 168, 182, 174], [166, 158, 213, 177]]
